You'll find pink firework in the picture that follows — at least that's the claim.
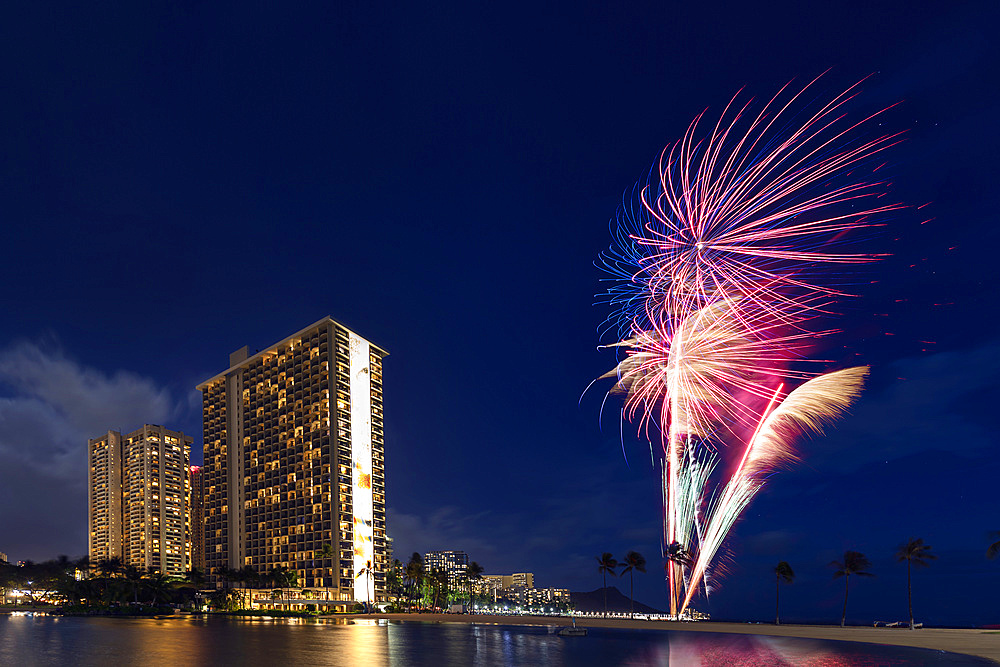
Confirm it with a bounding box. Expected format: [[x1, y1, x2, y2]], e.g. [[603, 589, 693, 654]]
[[599, 76, 901, 616]]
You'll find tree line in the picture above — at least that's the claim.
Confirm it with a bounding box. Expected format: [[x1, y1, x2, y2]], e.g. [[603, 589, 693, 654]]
[[602, 535, 1000, 628], [0, 556, 200, 612], [385, 553, 491, 611], [596, 550, 647, 617], [775, 538, 936, 629]]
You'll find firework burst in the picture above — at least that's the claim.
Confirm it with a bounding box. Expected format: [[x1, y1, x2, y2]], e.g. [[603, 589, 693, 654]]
[[596, 76, 899, 616]]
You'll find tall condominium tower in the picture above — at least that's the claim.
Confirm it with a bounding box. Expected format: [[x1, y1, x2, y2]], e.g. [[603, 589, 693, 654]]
[[88, 425, 193, 576], [198, 317, 387, 603], [190, 465, 205, 572], [88, 431, 125, 563]]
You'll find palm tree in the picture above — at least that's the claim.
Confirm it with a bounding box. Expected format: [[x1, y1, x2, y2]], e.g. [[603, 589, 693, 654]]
[[596, 552, 618, 617], [144, 571, 173, 606], [94, 557, 123, 602], [427, 568, 448, 610], [987, 532, 1000, 560], [895, 538, 935, 630], [405, 553, 424, 610], [185, 567, 205, 588], [237, 565, 259, 609], [217, 566, 237, 593], [96, 557, 124, 579], [318, 543, 336, 585], [123, 564, 144, 604], [268, 565, 298, 605], [356, 560, 374, 612], [773, 561, 794, 625], [465, 561, 484, 610], [664, 541, 693, 569], [262, 566, 278, 592], [618, 551, 646, 618], [75, 555, 92, 577], [830, 550, 874, 627], [386, 559, 404, 604]]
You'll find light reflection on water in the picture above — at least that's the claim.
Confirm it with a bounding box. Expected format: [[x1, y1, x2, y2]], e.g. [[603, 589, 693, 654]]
[[0, 615, 991, 666]]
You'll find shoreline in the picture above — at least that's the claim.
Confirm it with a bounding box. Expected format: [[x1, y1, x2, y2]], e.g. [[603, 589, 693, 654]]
[[361, 613, 1000, 664], [6, 608, 997, 663]]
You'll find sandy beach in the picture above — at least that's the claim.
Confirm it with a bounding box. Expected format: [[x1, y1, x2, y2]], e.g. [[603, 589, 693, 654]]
[[360, 613, 1000, 664]]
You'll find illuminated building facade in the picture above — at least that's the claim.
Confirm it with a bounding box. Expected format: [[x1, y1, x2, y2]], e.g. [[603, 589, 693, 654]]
[[199, 317, 388, 602], [521, 587, 571, 606], [0, 551, 7, 563], [190, 465, 205, 572], [511, 572, 534, 589], [425, 550, 469, 590], [88, 431, 125, 563], [88, 425, 193, 576], [122, 425, 193, 576], [475, 572, 537, 599]]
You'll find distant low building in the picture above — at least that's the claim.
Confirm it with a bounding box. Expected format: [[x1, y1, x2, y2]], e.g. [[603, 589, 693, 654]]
[[521, 587, 571, 606], [476, 572, 561, 605], [0, 551, 7, 563], [477, 572, 535, 597], [511, 572, 534, 590], [479, 572, 534, 593], [476, 574, 504, 597]]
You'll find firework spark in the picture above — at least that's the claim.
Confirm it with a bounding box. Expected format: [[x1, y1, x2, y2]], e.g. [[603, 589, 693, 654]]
[[679, 367, 869, 613], [596, 77, 897, 616]]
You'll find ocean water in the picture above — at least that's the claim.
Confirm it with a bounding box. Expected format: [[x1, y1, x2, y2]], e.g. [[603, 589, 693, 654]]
[[0, 615, 991, 666]]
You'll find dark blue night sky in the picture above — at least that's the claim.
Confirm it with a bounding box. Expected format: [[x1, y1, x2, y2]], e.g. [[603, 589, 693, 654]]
[[1, 1, 997, 626]]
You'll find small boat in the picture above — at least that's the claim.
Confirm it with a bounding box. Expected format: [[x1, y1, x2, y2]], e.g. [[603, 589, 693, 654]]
[[558, 618, 588, 637]]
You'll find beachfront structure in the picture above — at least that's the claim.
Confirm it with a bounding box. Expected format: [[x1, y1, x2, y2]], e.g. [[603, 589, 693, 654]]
[[473, 573, 572, 608], [88, 425, 194, 576], [190, 465, 205, 572], [476, 572, 535, 598], [522, 587, 571, 606], [476, 574, 503, 598], [425, 550, 470, 590], [481, 572, 534, 590], [198, 317, 388, 603], [511, 572, 534, 589]]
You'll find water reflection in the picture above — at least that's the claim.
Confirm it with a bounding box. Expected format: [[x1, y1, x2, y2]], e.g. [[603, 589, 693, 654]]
[[631, 631, 976, 666], [0, 616, 991, 666]]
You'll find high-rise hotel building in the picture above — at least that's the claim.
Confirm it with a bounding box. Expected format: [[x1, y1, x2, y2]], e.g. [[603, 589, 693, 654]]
[[88, 425, 193, 576], [198, 317, 387, 602]]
